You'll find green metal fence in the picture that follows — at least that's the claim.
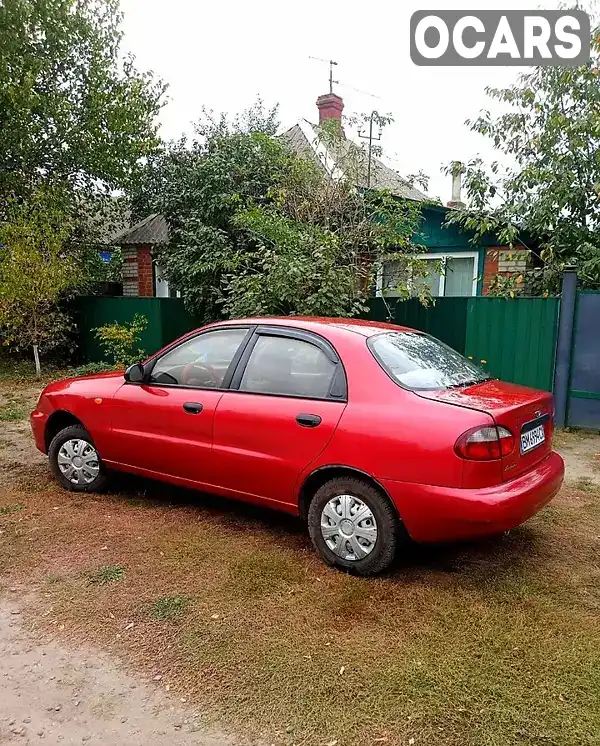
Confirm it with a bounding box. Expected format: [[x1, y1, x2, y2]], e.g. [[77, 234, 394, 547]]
[[73, 296, 203, 362], [464, 297, 560, 392], [74, 295, 560, 393], [77, 296, 470, 362], [365, 297, 469, 354], [367, 296, 559, 392]]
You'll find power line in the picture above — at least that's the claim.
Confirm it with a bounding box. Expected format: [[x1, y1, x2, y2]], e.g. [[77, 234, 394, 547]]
[[338, 81, 381, 100]]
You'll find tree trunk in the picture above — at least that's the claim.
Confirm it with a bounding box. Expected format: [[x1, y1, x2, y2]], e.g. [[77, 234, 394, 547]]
[[33, 344, 41, 378]]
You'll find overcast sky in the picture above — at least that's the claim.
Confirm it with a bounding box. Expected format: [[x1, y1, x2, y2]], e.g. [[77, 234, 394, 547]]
[[120, 0, 574, 201]]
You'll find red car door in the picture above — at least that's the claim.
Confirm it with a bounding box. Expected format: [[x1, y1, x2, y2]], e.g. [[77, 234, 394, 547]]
[[211, 328, 347, 509], [105, 326, 252, 485]]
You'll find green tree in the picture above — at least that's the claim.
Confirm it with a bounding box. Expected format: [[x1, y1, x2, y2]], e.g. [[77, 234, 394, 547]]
[[446, 25, 600, 294], [135, 104, 427, 320], [0, 189, 77, 375], [228, 122, 426, 318], [0, 0, 166, 206], [133, 102, 299, 319], [0, 0, 166, 349]]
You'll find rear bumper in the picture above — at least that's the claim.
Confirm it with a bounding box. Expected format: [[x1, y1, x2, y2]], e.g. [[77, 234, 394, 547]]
[[382, 451, 564, 543], [30, 409, 48, 454]]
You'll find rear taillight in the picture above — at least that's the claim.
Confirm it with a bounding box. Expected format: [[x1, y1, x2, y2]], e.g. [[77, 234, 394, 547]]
[[454, 425, 514, 461]]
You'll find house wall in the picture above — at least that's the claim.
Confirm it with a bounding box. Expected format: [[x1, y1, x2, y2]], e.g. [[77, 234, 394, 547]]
[[417, 207, 490, 295], [122, 247, 138, 297], [121, 245, 153, 297], [482, 248, 500, 294], [417, 207, 491, 249], [418, 207, 528, 296], [482, 247, 530, 295], [137, 246, 154, 297]]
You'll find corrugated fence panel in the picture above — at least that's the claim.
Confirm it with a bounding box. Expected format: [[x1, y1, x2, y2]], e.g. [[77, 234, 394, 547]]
[[465, 297, 559, 392], [159, 299, 205, 349], [73, 297, 203, 362], [74, 296, 559, 392], [366, 298, 469, 354]]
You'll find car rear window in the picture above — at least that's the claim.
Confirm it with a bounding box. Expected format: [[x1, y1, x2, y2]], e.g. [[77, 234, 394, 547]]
[[369, 332, 491, 391]]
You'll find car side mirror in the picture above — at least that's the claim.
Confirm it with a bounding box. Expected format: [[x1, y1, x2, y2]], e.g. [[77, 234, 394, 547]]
[[124, 363, 145, 383]]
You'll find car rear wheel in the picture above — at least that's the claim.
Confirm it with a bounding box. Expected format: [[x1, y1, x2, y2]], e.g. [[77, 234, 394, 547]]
[[48, 425, 108, 492], [307, 476, 400, 576]]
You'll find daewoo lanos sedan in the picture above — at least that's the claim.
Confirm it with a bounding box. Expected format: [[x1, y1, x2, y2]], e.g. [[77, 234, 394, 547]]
[[31, 318, 564, 575]]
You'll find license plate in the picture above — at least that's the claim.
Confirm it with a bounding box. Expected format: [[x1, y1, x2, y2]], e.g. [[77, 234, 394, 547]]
[[520, 424, 545, 454]]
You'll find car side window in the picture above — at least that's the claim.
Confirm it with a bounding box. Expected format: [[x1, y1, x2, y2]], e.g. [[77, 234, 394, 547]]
[[149, 329, 248, 388], [240, 335, 336, 398]]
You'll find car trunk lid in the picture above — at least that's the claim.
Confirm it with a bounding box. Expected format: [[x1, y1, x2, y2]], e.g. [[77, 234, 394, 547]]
[[417, 379, 554, 480]]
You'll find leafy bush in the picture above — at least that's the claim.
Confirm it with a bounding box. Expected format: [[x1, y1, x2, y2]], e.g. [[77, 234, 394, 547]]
[[68, 361, 117, 378], [93, 314, 147, 368], [445, 28, 600, 294]]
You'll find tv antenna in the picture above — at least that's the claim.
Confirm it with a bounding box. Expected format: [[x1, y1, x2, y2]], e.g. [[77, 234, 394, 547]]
[[309, 56, 339, 94]]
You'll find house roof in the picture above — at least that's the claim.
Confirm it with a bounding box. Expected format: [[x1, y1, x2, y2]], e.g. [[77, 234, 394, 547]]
[[112, 213, 169, 247], [281, 121, 430, 202]]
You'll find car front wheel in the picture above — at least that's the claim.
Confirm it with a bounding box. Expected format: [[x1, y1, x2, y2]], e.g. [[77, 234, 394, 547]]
[[48, 424, 108, 492], [307, 476, 400, 576]]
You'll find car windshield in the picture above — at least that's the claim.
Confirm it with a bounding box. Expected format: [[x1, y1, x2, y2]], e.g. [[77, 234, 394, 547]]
[[369, 332, 491, 391]]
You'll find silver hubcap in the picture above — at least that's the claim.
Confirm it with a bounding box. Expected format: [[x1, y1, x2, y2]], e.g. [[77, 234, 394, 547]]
[[57, 439, 100, 485], [320, 495, 378, 561]]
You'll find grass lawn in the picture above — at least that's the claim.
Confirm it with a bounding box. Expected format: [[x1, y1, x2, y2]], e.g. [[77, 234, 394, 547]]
[[1, 372, 600, 746]]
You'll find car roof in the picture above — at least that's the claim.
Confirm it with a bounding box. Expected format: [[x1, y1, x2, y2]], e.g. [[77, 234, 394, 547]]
[[208, 316, 416, 338]]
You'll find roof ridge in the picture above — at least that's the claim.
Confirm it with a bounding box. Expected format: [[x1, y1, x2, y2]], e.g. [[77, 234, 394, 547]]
[[283, 120, 429, 202], [113, 213, 169, 246]]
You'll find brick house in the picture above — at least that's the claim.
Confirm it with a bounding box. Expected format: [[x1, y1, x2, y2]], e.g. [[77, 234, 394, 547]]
[[115, 92, 531, 299], [113, 213, 172, 297], [280, 91, 532, 298]]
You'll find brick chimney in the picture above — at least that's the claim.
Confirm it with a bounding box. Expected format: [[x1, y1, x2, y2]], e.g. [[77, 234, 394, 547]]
[[316, 92, 344, 124]]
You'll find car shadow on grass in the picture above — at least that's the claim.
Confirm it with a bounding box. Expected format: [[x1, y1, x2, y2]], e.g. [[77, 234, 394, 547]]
[[102, 471, 547, 590], [106, 471, 308, 539], [394, 527, 547, 592]]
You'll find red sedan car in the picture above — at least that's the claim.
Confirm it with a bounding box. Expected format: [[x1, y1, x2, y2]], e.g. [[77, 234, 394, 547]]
[[31, 317, 564, 575]]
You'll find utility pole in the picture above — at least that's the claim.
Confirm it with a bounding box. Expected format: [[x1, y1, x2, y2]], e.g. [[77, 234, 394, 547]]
[[358, 111, 382, 188]]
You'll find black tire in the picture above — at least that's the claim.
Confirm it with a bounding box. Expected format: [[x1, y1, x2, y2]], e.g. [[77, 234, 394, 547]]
[[48, 424, 108, 493], [307, 476, 401, 576]]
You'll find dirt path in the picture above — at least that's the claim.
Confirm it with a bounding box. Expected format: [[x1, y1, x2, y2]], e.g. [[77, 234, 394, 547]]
[[0, 381, 237, 745], [0, 596, 235, 746], [554, 429, 600, 487]]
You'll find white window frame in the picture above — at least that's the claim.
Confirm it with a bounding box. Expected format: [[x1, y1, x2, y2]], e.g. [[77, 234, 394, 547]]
[[154, 262, 181, 298], [377, 251, 479, 298]]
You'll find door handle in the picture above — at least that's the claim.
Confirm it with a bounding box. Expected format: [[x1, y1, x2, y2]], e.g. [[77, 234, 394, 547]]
[[183, 402, 203, 414], [296, 413, 322, 428]]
